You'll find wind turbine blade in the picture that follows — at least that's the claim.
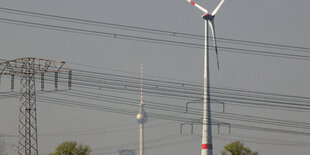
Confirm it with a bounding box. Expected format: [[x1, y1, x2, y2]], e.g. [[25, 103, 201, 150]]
[[212, 0, 225, 16], [186, 0, 209, 14], [208, 20, 220, 69]]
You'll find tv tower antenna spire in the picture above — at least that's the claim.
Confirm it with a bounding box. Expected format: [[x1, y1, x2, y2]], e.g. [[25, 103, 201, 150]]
[[140, 63, 143, 105], [136, 63, 148, 155]]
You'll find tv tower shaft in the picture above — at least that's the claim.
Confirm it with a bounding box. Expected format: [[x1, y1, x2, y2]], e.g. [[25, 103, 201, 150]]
[[136, 63, 148, 155]]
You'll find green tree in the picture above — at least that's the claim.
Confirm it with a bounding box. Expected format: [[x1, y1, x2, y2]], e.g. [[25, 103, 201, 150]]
[[49, 141, 91, 155], [221, 141, 258, 155]]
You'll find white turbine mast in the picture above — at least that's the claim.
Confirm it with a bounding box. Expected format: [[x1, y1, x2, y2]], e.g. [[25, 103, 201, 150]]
[[186, 0, 225, 155]]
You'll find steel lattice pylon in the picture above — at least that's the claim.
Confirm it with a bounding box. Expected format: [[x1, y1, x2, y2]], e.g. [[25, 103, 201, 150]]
[[0, 57, 70, 155], [18, 59, 38, 155]]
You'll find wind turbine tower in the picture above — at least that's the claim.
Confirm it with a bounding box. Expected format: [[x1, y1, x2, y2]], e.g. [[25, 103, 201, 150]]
[[186, 0, 225, 155], [136, 63, 148, 155]]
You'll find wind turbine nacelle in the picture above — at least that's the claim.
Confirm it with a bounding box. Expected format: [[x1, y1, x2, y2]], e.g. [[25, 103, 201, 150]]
[[202, 14, 214, 20]]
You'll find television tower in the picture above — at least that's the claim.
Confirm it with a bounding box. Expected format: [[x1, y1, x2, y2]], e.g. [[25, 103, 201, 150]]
[[136, 63, 148, 155]]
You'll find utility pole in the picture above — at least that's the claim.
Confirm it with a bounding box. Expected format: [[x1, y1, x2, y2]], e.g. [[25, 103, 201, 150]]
[[0, 57, 71, 155]]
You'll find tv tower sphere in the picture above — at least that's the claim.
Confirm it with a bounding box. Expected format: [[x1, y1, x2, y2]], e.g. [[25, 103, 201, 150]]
[[136, 107, 148, 124]]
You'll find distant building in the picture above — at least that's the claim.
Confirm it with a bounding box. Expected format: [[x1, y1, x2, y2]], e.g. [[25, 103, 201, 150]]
[[119, 149, 136, 155]]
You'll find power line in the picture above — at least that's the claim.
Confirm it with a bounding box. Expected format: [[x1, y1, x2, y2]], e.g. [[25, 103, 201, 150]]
[[1, 57, 308, 105], [34, 94, 310, 136], [2, 66, 310, 136], [50, 70, 310, 110], [4, 69, 310, 112], [1, 17, 310, 61], [4, 88, 310, 131], [0, 6, 309, 53], [2, 69, 310, 112], [52, 90, 310, 130]]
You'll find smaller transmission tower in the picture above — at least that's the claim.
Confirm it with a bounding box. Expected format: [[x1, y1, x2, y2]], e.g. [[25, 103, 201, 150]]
[[136, 63, 148, 155], [0, 57, 70, 155]]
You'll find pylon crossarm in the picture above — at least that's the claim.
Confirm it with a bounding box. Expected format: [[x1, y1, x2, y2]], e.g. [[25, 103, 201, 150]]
[[0, 57, 70, 75]]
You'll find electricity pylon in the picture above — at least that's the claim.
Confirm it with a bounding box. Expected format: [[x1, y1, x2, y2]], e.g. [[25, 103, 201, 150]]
[[0, 57, 71, 155]]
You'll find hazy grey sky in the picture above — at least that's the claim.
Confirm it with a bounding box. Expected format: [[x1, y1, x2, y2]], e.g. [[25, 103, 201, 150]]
[[1, 0, 310, 154]]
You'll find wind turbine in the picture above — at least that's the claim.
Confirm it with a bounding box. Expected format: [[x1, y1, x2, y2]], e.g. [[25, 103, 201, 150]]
[[186, 0, 225, 155]]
